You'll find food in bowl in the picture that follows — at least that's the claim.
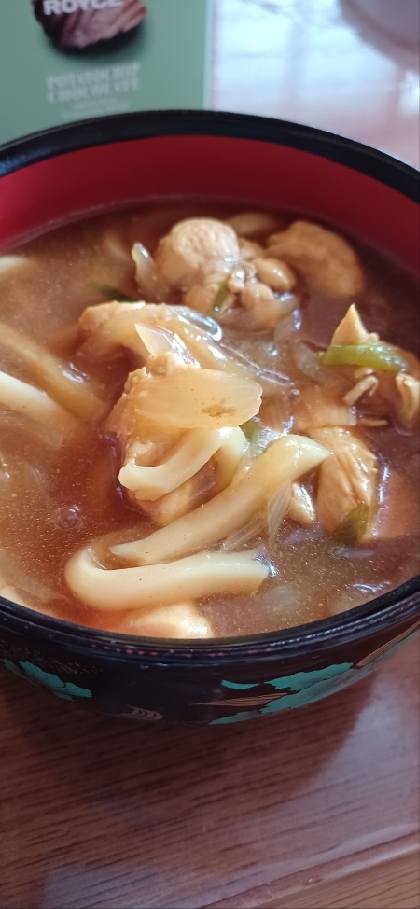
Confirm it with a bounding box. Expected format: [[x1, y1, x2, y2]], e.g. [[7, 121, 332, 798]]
[[0, 201, 418, 640]]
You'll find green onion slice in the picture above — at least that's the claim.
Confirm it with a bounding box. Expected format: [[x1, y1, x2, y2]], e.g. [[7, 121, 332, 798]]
[[334, 502, 369, 546], [319, 342, 407, 372], [89, 283, 135, 303], [213, 281, 230, 313]]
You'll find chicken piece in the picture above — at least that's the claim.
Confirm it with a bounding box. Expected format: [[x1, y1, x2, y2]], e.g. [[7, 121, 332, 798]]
[[370, 468, 420, 540], [238, 238, 265, 260], [241, 283, 297, 329], [328, 306, 420, 428], [144, 350, 194, 377], [266, 221, 364, 298], [295, 352, 377, 533], [309, 427, 378, 535], [253, 257, 296, 291], [184, 282, 235, 315], [378, 371, 420, 430], [118, 602, 214, 638], [295, 385, 356, 434], [223, 258, 260, 295], [288, 483, 315, 525], [331, 304, 378, 345], [184, 284, 216, 314], [78, 300, 203, 367], [106, 365, 180, 438], [379, 372, 420, 430], [228, 267, 246, 293], [155, 218, 241, 289], [395, 373, 420, 428], [79, 300, 142, 336], [344, 374, 378, 407], [225, 212, 283, 237], [78, 300, 148, 358]]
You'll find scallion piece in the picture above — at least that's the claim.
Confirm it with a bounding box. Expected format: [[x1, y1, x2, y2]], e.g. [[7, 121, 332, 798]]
[[319, 342, 407, 372], [89, 283, 134, 303], [334, 502, 369, 546], [213, 281, 230, 313], [242, 419, 260, 444]]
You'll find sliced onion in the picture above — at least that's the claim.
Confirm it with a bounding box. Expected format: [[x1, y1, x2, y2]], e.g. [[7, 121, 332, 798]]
[[268, 481, 292, 547], [216, 308, 258, 330], [273, 310, 302, 345], [132, 243, 167, 300], [103, 230, 131, 263], [294, 341, 331, 384], [135, 323, 197, 365], [176, 307, 222, 340], [0, 322, 105, 421], [218, 341, 291, 393], [247, 425, 281, 461], [221, 512, 265, 551], [0, 369, 80, 437], [132, 369, 262, 429]]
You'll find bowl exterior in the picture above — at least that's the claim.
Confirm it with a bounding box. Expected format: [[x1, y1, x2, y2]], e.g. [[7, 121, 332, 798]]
[[0, 111, 419, 724], [0, 591, 418, 724]]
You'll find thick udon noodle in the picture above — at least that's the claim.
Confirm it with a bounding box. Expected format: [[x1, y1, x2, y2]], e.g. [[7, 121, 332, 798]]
[[0, 202, 418, 638]]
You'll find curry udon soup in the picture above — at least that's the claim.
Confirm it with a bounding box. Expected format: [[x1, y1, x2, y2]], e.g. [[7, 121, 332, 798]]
[[0, 203, 418, 639]]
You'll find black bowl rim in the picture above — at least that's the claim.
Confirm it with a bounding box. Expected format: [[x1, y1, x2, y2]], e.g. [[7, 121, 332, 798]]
[[0, 109, 419, 661]]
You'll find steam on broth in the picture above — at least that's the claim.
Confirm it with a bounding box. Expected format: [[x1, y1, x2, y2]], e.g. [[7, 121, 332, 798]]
[[0, 201, 418, 639]]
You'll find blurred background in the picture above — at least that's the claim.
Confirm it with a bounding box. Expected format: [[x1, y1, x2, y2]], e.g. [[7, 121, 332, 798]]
[[211, 0, 420, 167]]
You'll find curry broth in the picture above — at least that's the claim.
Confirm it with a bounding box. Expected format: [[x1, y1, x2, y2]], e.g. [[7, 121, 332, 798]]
[[0, 201, 418, 636]]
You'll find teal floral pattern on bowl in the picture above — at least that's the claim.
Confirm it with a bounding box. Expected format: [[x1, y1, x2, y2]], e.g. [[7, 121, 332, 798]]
[[1, 620, 418, 723], [208, 662, 355, 724], [204, 621, 420, 724], [1, 659, 92, 701]]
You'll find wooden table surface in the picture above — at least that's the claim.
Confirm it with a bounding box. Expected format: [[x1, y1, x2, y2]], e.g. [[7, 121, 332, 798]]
[[1, 641, 419, 909], [1, 2, 419, 907]]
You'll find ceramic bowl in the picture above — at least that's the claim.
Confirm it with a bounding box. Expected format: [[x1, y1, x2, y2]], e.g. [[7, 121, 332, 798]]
[[0, 111, 419, 724]]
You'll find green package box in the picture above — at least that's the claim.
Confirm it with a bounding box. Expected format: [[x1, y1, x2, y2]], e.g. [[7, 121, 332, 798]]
[[0, 0, 212, 145]]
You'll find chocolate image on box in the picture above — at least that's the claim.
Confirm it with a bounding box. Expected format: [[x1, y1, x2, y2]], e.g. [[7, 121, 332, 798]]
[[32, 0, 146, 51]]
